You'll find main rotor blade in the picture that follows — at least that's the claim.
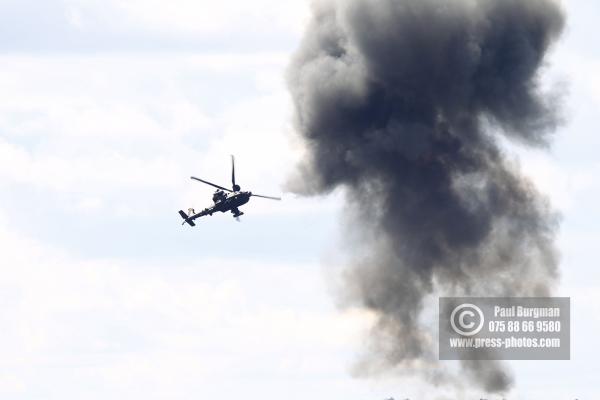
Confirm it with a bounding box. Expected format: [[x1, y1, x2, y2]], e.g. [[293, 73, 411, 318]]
[[190, 177, 233, 192], [231, 155, 236, 188], [251, 193, 281, 201]]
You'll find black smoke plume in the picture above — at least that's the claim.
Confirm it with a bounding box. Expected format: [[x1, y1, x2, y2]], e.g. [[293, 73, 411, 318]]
[[287, 0, 564, 393]]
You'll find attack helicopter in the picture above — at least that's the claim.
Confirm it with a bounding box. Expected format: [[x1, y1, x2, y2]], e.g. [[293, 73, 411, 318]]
[[179, 156, 281, 226]]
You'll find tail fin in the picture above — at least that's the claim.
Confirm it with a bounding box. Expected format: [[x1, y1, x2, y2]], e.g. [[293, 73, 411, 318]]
[[178, 210, 196, 226]]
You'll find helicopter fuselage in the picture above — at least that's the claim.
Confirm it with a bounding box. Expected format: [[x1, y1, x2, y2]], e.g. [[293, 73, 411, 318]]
[[211, 191, 251, 213]]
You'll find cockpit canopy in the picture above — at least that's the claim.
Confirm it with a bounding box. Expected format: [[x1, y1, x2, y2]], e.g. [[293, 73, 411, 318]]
[[212, 190, 227, 203]]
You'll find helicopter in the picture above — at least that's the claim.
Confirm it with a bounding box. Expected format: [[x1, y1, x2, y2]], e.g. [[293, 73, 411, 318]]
[[179, 155, 281, 226]]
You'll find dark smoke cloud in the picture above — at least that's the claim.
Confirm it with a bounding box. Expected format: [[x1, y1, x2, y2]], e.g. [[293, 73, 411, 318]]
[[287, 0, 564, 393]]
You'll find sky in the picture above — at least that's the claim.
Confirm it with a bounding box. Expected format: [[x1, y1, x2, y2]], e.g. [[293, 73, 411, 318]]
[[0, 0, 598, 399]]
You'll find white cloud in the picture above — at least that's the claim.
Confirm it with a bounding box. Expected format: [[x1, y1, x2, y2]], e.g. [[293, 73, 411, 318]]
[[108, 0, 310, 36], [0, 0, 310, 52], [0, 52, 303, 217], [0, 214, 373, 398]]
